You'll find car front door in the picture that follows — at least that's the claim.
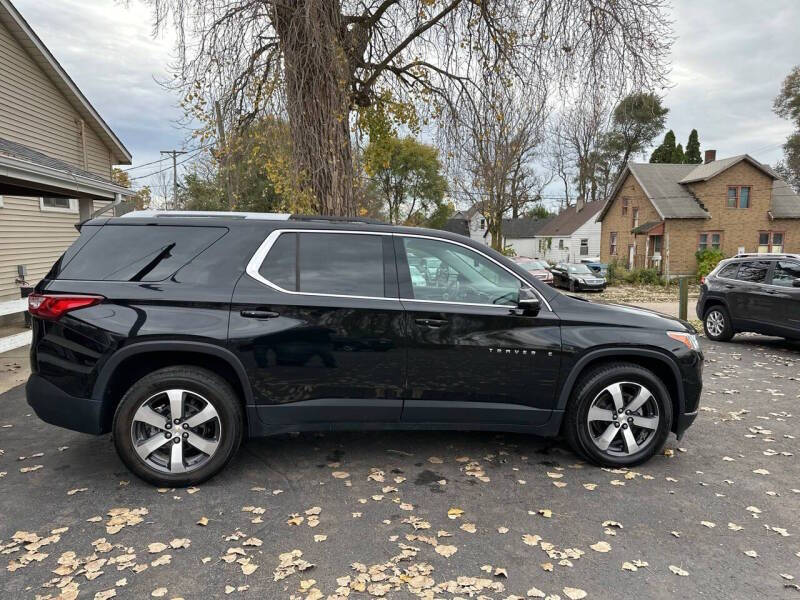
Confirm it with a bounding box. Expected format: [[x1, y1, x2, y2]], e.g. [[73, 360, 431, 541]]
[[765, 260, 800, 337], [396, 234, 561, 427], [727, 260, 773, 329], [229, 229, 406, 427]]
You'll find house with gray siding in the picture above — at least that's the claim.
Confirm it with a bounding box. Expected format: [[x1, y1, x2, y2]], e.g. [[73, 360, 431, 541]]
[[0, 0, 132, 301]]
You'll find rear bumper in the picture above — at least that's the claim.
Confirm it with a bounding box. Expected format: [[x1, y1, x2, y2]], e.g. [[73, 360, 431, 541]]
[[26, 374, 105, 435]]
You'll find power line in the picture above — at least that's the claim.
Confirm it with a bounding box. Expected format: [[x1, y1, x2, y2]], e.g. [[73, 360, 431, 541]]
[[118, 143, 209, 172], [128, 147, 206, 182]]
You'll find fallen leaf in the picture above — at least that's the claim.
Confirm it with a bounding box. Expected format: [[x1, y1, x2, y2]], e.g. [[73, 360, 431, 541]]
[[669, 565, 689, 577], [563, 587, 587, 599]]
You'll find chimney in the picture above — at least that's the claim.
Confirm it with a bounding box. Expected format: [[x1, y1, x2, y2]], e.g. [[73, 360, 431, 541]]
[[704, 149, 716, 164], [575, 194, 585, 213]]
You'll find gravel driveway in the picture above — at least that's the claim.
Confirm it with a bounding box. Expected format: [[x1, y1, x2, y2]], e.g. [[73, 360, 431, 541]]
[[1, 336, 799, 599]]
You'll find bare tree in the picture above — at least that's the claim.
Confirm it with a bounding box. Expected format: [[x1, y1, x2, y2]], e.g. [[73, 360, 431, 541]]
[[555, 93, 612, 204], [142, 0, 673, 215], [452, 76, 549, 251]]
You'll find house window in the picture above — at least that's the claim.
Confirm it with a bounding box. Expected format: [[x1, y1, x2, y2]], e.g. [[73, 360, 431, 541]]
[[40, 197, 77, 213], [622, 198, 629, 216], [759, 231, 784, 253], [479, 218, 485, 230], [580, 239, 589, 256], [727, 186, 751, 209], [609, 232, 618, 255], [558, 239, 564, 250], [698, 232, 721, 251], [632, 207, 639, 228]]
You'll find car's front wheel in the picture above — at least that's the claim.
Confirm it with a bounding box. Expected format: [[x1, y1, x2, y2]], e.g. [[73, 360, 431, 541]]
[[563, 363, 673, 467], [112, 366, 243, 487], [703, 305, 734, 341]]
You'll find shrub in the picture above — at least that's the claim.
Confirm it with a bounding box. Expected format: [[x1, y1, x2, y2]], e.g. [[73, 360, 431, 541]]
[[622, 267, 664, 285], [606, 260, 624, 284], [695, 248, 724, 278]]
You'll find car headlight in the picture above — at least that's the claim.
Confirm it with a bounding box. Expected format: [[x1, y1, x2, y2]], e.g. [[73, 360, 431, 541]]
[[667, 331, 700, 351], [576, 278, 585, 284]]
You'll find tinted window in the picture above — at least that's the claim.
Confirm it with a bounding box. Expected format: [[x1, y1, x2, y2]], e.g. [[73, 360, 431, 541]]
[[736, 260, 771, 283], [259, 232, 297, 291], [56, 225, 227, 281], [717, 263, 739, 279], [402, 237, 520, 306], [771, 261, 800, 287], [298, 233, 384, 297]]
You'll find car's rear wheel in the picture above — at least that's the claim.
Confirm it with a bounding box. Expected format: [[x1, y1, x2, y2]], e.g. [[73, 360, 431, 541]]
[[563, 363, 672, 467], [112, 366, 243, 487], [703, 305, 734, 341]]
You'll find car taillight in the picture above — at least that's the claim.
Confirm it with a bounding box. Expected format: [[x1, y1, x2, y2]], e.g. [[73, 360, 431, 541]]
[[700, 276, 705, 284], [28, 294, 104, 320]]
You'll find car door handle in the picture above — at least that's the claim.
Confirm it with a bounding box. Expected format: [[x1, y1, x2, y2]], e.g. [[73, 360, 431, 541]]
[[415, 318, 448, 328], [764, 289, 778, 295], [724, 284, 735, 289], [240, 310, 280, 319]]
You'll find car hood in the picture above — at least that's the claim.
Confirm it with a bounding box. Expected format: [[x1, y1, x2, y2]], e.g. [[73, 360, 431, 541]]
[[530, 269, 551, 277], [554, 294, 696, 333]]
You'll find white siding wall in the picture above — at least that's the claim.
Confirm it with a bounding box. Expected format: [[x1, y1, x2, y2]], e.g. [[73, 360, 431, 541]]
[[0, 20, 115, 300], [505, 238, 538, 257], [467, 213, 491, 245]]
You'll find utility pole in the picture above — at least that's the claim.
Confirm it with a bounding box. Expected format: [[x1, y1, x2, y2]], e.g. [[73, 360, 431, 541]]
[[160, 150, 187, 209], [214, 101, 234, 207]]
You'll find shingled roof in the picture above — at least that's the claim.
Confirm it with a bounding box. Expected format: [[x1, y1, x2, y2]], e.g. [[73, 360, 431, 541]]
[[598, 155, 800, 221], [536, 200, 604, 237], [501, 217, 553, 239]]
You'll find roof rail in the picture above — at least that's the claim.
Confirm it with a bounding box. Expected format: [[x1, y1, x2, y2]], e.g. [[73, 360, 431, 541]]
[[119, 210, 292, 220], [734, 252, 800, 259], [288, 214, 387, 225]]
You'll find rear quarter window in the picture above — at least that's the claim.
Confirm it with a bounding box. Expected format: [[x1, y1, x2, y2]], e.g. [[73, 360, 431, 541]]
[[54, 225, 227, 281]]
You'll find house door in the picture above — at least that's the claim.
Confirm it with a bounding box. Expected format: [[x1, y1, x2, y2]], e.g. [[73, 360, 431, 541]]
[[628, 244, 635, 269], [650, 235, 663, 273]]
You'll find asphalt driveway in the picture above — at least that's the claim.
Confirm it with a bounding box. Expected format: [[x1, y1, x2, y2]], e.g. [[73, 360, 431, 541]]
[[1, 335, 799, 599]]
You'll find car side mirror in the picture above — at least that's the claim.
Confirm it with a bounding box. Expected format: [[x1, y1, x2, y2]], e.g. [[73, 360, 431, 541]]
[[517, 287, 541, 316], [793, 279, 800, 288]]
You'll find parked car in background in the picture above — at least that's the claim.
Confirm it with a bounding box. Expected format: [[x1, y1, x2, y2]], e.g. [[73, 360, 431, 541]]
[[697, 253, 800, 342], [512, 257, 553, 285], [26, 212, 701, 486], [552, 263, 607, 292], [581, 261, 608, 278]]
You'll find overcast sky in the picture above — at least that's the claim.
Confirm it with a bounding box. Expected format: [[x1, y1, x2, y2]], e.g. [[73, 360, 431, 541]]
[[12, 0, 800, 203]]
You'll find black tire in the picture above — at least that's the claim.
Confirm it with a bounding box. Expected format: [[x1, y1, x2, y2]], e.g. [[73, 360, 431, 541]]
[[112, 366, 243, 487], [563, 362, 673, 468], [703, 305, 734, 342]]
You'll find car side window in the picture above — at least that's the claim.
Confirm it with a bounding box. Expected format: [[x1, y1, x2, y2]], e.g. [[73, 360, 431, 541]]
[[401, 237, 521, 306], [716, 263, 739, 279], [736, 260, 771, 283], [259, 232, 386, 297], [771, 261, 800, 287]]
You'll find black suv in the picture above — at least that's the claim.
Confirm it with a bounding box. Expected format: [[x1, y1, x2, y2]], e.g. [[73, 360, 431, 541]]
[[26, 212, 703, 486], [697, 253, 800, 342]]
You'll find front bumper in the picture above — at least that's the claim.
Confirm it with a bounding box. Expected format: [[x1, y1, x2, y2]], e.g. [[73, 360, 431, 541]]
[[26, 374, 105, 435], [576, 282, 606, 291], [675, 410, 698, 439]]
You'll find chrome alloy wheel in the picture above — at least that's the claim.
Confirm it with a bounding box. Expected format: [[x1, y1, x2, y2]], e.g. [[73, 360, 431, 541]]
[[706, 310, 725, 337], [586, 382, 660, 456], [131, 389, 221, 474]]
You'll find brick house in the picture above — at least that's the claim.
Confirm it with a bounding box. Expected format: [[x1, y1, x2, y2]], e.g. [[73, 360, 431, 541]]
[[597, 151, 800, 277]]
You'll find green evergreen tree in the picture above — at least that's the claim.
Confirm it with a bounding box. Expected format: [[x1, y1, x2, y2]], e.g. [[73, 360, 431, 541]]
[[649, 130, 676, 163], [685, 129, 701, 164], [671, 142, 685, 164]]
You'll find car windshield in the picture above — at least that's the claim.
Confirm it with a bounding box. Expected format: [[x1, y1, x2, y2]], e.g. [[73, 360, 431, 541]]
[[518, 260, 548, 270], [568, 264, 593, 274]]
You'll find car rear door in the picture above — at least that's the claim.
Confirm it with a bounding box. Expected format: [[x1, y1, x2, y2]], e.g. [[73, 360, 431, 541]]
[[395, 234, 561, 427], [766, 260, 800, 337], [229, 229, 405, 427]]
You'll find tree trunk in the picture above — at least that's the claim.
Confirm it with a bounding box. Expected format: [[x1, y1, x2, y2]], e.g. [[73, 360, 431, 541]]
[[274, 0, 354, 216]]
